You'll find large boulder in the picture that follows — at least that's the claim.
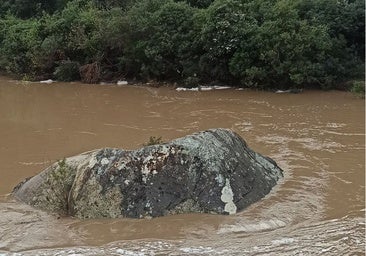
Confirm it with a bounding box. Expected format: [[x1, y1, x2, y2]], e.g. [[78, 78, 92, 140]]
[[13, 129, 283, 219]]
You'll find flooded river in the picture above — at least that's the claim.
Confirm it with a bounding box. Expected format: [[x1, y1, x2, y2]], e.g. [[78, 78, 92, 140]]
[[0, 77, 364, 255]]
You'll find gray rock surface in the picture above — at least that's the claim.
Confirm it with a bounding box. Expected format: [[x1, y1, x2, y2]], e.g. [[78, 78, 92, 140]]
[[13, 129, 283, 219]]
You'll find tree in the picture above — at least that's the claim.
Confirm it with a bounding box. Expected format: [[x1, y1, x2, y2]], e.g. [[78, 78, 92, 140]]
[[229, 0, 338, 88], [92, 0, 137, 9], [297, 0, 365, 59], [0, 0, 71, 18], [122, 0, 202, 81], [175, 0, 214, 8]]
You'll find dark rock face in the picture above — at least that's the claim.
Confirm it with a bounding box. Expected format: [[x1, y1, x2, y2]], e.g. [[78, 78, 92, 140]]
[[13, 129, 283, 219]]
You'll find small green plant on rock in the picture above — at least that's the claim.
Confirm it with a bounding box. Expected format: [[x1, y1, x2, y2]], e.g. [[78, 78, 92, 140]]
[[40, 158, 76, 214], [143, 136, 163, 146]]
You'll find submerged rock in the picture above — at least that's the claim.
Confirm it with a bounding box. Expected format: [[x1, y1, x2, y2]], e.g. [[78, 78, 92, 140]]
[[13, 129, 283, 219]]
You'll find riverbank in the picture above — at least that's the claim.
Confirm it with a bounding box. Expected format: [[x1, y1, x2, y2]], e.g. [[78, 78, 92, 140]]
[[8, 75, 364, 97]]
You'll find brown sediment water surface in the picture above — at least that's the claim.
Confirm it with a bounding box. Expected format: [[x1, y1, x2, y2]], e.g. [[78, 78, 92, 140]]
[[0, 77, 364, 255]]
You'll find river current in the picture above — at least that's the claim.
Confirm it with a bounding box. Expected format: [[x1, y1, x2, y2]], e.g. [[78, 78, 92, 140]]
[[0, 77, 364, 255]]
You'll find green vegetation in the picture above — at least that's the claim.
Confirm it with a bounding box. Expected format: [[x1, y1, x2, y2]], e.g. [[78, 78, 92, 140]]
[[350, 81, 365, 98], [35, 158, 76, 214], [144, 136, 164, 146], [0, 0, 364, 89]]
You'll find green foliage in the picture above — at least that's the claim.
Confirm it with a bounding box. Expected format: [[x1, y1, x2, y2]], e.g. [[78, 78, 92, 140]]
[[0, 1, 113, 80], [38, 158, 76, 214], [175, 0, 214, 8], [198, 0, 364, 89], [297, 0, 365, 60], [0, 0, 364, 89], [0, 0, 72, 18], [228, 0, 338, 89], [122, 0, 202, 81], [0, 15, 42, 77], [54, 60, 80, 81], [93, 0, 136, 9], [199, 0, 257, 83], [143, 136, 164, 146], [350, 81, 365, 98], [182, 75, 201, 88]]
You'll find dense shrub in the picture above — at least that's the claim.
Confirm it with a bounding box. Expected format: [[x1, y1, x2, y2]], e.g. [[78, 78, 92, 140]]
[[175, 0, 214, 8], [0, 0, 115, 80], [0, 15, 42, 77], [228, 0, 339, 89], [93, 0, 137, 9], [0, 0, 71, 18], [199, 0, 247, 83], [297, 0, 365, 60], [350, 81, 365, 98], [122, 0, 203, 81], [0, 0, 364, 88], [53, 60, 80, 81], [201, 0, 363, 89]]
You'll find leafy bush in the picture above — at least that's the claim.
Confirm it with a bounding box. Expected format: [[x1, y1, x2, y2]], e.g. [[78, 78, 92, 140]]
[[0, 15, 42, 77], [0, 1, 110, 79], [297, 0, 365, 60], [122, 0, 202, 82], [229, 0, 339, 89], [0, 0, 72, 18], [350, 81, 365, 98], [93, 0, 136, 9], [175, 0, 214, 8], [143, 136, 163, 146], [199, 0, 364, 89], [53, 60, 80, 81]]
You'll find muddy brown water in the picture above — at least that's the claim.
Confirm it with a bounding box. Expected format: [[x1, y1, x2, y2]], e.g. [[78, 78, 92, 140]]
[[0, 77, 364, 255]]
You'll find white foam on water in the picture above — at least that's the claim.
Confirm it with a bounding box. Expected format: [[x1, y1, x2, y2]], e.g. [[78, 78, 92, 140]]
[[176, 86, 231, 92], [271, 237, 296, 246], [39, 79, 55, 84], [117, 81, 128, 85], [115, 248, 145, 256], [217, 219, 287, 234], [179, 246, 214, 254]]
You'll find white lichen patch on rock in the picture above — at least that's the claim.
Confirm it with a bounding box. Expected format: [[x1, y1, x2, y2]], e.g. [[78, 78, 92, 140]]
[[101, 158, 110, 165], [141, 155, 155, 183], [159, 145, 170, 155], [220, 178, 237, 215], [140, 147, 175, 182], [117, 161, 127, 171], [215, 174, 224, 186]]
